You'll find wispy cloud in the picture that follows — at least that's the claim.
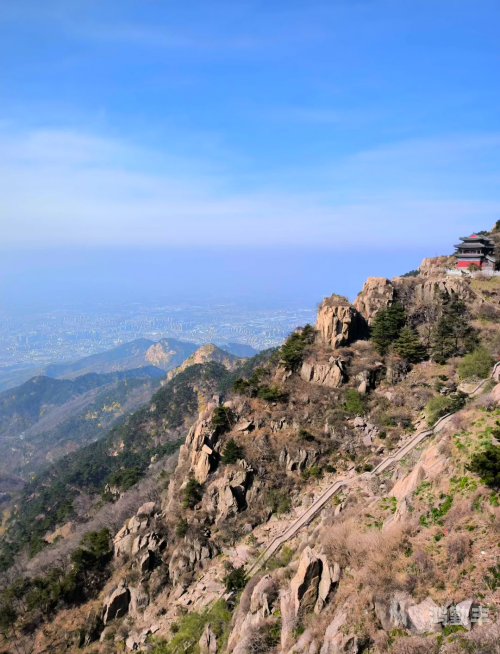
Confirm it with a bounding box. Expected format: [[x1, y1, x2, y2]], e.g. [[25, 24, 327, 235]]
[[1, 127, 500, 249]]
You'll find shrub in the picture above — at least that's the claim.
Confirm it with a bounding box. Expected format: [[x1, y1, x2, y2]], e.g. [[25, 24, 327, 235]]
[[223, 566, 247, 592], [468, 445, 500, 489], [231, 378, 251, 395], [257, 385, 284, 402], [150, 600, 232, 654], [183, 478, 202, 509], [298, 429, 315, 442], [458, 346, 494, 380], [108, 467, 142, 492], [266, 489, 291, 514], [301, 465, 323, 480], [343, 389, 366, 415], [425, 392, 467, 426], [221, 439, 244, 465], [176, 518, 188, 538]]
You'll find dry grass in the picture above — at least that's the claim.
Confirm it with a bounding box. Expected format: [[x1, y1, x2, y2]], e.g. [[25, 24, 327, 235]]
[[391, 636, 440, 654], [322, 517, 409, 597]]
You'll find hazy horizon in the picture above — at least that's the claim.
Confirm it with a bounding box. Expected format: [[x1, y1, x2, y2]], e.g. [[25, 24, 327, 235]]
[[0, 245, 440, 315]]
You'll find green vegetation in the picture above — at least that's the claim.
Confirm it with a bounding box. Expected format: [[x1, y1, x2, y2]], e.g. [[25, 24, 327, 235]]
[[458, 346, 494, 380], [211, 406, 234, 434], [484, 563, 500, 591], [266, 489, 291, 514], [298, 429, 315, 442], [0, 529, 112, 641], [0, 362, 228, 572], [419, 495, 454, 527], [223, 566, 247, 592], [394, 325, 426, 363], [370, 303, 407, 355], [280, 325, 316, 371], [342, 389, 366, 415], [183, 478, 203, 509], [221, 439, 244, 465], [431, 295, 479, 364], [257, 384, 285, 402], [400, 269, 419, 278], [107, 467, 142, 492], [425, 392, 468, 426], [468, 445, 500, 489], [175, 518, 188, 538], [150, 600, 232, 654]]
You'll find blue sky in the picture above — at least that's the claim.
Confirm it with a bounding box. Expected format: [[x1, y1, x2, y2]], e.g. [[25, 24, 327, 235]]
[[1, 0, 500, 251]]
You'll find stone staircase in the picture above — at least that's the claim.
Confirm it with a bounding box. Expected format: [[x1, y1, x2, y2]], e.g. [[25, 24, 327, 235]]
[[246, 363, 500, 576]]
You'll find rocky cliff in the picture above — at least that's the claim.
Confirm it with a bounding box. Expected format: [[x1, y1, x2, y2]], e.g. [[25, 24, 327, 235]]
[[3, 251, 500, 654], [315, 294, 368, 347]]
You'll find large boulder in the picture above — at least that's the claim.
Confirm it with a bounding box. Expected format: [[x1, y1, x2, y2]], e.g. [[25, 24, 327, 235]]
[[199, 624, 218, 654], [290, 547, 322, 616], [354, 278, 395, 324], [320, 611, 359, 654], [204, 465, 252, 523], [103, 582, 130, 624], [316, 295, 367, 348], [374, 592, 413, 631], [300, 358, 346, 388], [407, 597, 441, 634]]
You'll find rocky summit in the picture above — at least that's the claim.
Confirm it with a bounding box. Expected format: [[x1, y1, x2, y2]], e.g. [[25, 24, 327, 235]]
[[3, 230, 500, 654]]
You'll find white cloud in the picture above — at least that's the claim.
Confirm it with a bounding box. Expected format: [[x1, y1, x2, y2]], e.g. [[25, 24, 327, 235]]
[[1, 127, 499, 249]]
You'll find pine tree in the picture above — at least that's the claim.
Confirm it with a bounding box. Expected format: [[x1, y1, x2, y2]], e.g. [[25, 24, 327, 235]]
[[431, 295, 479, 364], [371, 302, 407, 355], [221, 438, 244, 465], [394, 325, 426, 363]]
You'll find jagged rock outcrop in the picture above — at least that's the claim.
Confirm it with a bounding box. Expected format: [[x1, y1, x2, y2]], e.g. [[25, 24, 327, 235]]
[[290, 547, 322, 616], [204, 463, 253, 523], [228, 574, 280, 652], [374, 593, 441, 634], [354, 273, 478, 325], [199, 624, 218, 654], [178, 410, 221, 484], [320, 611, 360, 654], [103, 581, 130, 624], [166, 344, 241, 382], [279, 446, 319, 472], [354, 277, 396, 324], [316, 295, 367, 348], [300, 357, 346, 388], [353, 416, 379, 447], [169, 538, 216, 586]]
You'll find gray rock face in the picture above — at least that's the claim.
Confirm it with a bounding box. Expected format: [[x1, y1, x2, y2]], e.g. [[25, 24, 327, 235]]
[[129, 585, 150, 616], [199, 624, 218, 654], [320, 611, 359, 654], [103, 582, 130, 624], [136, 501, 156, 517], [407, 597, 441, 634], [279, 447, 318, 472], [374, 592, 413, 631], [290, 547, 322, 617], [300, 358, 346, 388], [316, 296, 367, 347], [204, 465, 252, 523]]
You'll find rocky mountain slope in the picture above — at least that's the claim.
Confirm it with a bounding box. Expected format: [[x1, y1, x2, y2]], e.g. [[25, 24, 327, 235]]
[[44, 338, 199, 379], [3, 236, 500, 654]]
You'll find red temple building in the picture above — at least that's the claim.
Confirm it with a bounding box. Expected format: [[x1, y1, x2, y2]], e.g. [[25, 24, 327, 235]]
[[454, 233, 497, 270]]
